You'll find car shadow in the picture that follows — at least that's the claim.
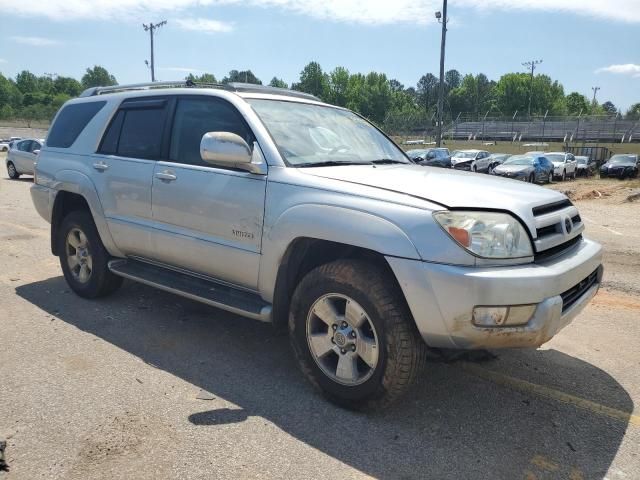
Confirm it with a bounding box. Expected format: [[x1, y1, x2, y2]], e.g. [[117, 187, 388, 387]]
[[16, 276, 634, 479], [1, 177, 33, 183]]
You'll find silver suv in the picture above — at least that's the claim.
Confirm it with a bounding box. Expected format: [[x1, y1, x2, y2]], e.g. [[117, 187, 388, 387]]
[[31, 82, 603, 410]]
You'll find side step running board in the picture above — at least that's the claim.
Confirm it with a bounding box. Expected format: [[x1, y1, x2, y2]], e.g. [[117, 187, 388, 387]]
[[108, 259, 272, 322]]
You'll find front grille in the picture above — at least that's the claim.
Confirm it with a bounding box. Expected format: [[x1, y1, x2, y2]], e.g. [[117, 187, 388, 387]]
[[535, 235, 582, 263], [532, 200, 573, 217], [561, 269, 599, 313]]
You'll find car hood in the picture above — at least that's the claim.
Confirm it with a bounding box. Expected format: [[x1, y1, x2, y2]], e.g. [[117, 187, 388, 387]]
[[551, 161, 565, 167], [451, 156, 473, 164], [494, 164, 530, 174], [300, 164, 566, 213]]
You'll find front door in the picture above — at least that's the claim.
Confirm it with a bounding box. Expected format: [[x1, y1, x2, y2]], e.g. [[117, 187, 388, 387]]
[[89, 97, 170, 258], [12, 140, 33, 173], [150, 96, 267, 290]]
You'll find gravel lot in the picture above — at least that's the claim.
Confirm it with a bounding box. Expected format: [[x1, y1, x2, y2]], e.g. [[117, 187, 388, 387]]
[[0, 161, 639, 480]]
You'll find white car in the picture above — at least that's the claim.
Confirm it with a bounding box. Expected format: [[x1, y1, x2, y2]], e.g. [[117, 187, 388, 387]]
[[545, 152, 577, 181], [450, 149, 492, 173], [0, 141, 9, 152], [6, 138, 43, 179]]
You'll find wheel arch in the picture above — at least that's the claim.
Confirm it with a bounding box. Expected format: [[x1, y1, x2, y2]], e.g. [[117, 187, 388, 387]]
[[49, 171, 122, 257]]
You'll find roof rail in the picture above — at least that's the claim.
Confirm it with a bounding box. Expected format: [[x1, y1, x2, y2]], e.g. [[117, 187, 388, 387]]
[[79, 80, 322, 102]]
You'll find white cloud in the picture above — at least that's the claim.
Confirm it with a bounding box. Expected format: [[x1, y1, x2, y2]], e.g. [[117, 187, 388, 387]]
[[596, 64, 640, 76], [0, 58, 7, 63], [175, 18, 234, 33], [0, 0, 639, 24], [10, 35, 62, 46]]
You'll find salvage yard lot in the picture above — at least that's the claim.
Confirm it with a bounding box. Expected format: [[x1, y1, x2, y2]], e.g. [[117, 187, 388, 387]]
[[0, 156, 639, 479]]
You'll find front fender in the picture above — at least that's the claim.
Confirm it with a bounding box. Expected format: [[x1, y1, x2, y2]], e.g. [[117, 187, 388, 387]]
[[258, 203, 421, 302], [50, 170, 123, 257]]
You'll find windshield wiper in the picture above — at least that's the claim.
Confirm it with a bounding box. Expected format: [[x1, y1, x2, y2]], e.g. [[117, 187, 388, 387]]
[[297, 160, 373, 168], [370, 158, 409, 165]]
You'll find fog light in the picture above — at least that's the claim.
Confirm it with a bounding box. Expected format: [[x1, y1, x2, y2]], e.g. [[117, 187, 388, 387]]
[[473, 305, 536, 327]]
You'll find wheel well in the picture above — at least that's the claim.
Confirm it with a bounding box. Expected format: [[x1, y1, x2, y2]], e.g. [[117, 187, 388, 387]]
[[50, 191, 91, 255], [271, 238, 398, 329]]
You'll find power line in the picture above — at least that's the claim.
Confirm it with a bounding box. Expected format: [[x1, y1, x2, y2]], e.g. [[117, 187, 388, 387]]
[[522, 59, 543, 117], [142, 20, 167, 82]]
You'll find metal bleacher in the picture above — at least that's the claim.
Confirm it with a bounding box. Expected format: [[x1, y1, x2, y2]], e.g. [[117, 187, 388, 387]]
[[445, 116, 640, 143]]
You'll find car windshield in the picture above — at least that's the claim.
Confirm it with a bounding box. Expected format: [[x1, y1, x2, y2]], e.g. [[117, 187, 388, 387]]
[[432, 149, 449, 158], [609, 155, 634, 164], [546, 154, 565, 162], [453, 151, 477, 159], [248, 99, 409, 167], [406, 149, 427, 157], [503, 155, 534, 166], [577, 158, 587, 164]]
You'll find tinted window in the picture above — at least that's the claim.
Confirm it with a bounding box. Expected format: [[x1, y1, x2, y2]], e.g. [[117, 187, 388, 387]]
[[17, 140, 32, 152], [169, 97, 253, 166], [47, 101, 106, 148], [117, 107, 167, 159], [99, 110, 125, 155]]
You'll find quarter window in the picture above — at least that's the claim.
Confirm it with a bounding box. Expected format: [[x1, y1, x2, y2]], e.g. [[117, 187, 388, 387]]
[[47, 101, 106, 148], [169, 97, 253, 166]]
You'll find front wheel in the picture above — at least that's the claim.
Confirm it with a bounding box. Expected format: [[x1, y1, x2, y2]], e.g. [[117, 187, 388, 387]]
[[561, 170, 566, 181], [57, 210, 123, 298], [7, 162, 20, 179], [529, 173, 535, 183], [289, 259, 426, 411]]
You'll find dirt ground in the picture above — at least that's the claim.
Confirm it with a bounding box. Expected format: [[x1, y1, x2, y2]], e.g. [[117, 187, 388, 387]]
[[0, 159, 639, 480]]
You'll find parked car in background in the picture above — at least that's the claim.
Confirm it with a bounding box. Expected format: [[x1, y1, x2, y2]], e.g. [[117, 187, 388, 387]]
[[0, 140, 9, 152], [450, 149, 491, 172], [487, 153, 511, 172], [406, 147, 451, 168], [8, 137, 23, 150], [545, 152, 577, 181], [575, 156, 596, 177], [599, 154, 639, 179], [6, 138, 43, 179], [491, 154, 554, 183]]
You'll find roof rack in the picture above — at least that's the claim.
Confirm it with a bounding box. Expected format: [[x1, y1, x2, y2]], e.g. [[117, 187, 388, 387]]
[[79, 81, 321, 102]]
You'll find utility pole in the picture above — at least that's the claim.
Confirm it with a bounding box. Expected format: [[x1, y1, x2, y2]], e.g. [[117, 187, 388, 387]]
[[435, 0, 448, 148], [522, 59, 543, 117], [591, 86, 600, 105], [143, 20, 167, 82]]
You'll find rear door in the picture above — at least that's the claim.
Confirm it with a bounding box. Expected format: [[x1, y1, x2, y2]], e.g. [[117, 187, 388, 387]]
[[150, 95, 267, 290], [90, 97, 170, 258], [24, 140, 41, 174]]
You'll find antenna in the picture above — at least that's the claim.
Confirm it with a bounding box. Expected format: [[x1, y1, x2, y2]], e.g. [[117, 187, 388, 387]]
[[142, 20, 167, 82]]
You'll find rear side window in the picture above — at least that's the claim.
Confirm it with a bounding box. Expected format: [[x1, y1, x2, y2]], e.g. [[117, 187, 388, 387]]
[[169, 97, 253, 166], [47, 101, 106, 148], [98, 99, 168, 159], [17, 140, 31, 152]]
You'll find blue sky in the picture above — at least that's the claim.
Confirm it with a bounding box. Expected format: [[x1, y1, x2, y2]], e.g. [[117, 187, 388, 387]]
[[1, 0, 639, 111]]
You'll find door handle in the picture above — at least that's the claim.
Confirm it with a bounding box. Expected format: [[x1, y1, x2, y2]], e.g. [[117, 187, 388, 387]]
[[92, 161, 109, 171], [155, 171, 177, 182]]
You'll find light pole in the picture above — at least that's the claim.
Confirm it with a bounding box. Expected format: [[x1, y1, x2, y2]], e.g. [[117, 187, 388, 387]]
[[591, 86, 600, 106], [435, 1, 448, 147], [143, 20, 167, 82], [522, 59, 543, 117]]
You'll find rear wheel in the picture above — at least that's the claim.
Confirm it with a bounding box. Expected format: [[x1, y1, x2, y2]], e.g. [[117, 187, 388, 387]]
[[7, 162, 20, 179], [57, 210, 123, 298], [289, 259, 426, 411]]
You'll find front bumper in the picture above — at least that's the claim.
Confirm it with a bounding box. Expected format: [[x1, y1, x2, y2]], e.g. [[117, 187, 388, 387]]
[[387, 237, 603, 349]]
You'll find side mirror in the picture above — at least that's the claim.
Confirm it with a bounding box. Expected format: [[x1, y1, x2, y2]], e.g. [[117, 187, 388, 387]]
[[200, 132, 266, 174], [32, 149, 40, 155]]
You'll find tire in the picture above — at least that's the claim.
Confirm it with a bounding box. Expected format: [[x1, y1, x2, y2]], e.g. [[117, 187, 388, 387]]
[[547, 171, 554, 184], [529, 173, 534, 183], [472, 165, 477, 173], [561, 170, 566, 182], [289, 259, 426, 411], [7, 161, 20, 179], [57, 210, 123, 299]]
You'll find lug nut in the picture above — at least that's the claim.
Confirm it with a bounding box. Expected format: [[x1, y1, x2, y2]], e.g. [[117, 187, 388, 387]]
[[350, 331, 356, 338], [341, 322, 348, 328], [351, 345, 356, 352], [341, 349, 346, 354], [332, 324, 338, 330]]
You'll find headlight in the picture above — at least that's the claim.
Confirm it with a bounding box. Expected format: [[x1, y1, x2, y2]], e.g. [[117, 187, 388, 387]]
[[434, 211, 533, 259]]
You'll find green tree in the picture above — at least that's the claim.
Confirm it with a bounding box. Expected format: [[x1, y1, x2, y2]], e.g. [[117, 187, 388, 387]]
[[601, 101, 617, 115], [15, 71, 38, 93], [186, 73, 218, 84], [222, 70, 262, 85], [268, 77, 288, 88], [81, 66, 117, 88], [295, 62, 329, 99], [565, 92, 590, 115], [445, 69, 462, 89], [54, 76, 82, 97], [416, 73, 438, 114], [327, 67, 350, 106], [626, 103, 640, 120]]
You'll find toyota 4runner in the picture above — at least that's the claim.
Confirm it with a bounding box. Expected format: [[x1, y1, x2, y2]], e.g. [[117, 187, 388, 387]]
[[31, 82, 603, 410]]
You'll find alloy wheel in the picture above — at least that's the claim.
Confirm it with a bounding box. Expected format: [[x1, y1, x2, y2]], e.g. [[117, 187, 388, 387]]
[[306, 293, 379, 386], [65, 228, 93, 284]]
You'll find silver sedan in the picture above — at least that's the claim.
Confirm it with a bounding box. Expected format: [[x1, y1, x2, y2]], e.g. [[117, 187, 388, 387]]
[[6, 138, 43, 179]]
